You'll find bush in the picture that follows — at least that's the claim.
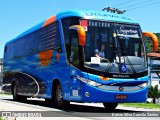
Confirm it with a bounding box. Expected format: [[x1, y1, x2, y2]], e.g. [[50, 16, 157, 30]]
[[148, 85, 160, 103]]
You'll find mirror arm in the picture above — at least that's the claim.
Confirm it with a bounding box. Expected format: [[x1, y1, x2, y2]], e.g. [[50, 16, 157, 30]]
[[143, 32, 159, 52], [69, 25, 86, 46]]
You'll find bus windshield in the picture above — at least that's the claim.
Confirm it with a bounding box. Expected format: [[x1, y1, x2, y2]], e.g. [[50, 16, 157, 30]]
[[83, 20, 147, 74]]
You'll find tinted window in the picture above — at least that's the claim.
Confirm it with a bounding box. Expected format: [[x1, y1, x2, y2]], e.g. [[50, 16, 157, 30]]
[[70, 35, 80, 67], [39, 22, 61, 52], [4, 22, 61, 60], [24, 33, 35, 56], [16, 38, 25, 57], [4, 46, 7, 53], [5, 43, 14, 60], [61, 17, 79, 59], [34, 30, 40, 53], [4, 45, 8, 59]]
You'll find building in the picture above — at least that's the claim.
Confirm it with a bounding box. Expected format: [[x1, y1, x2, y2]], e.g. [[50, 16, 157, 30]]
[[147, 52, 160, 87]]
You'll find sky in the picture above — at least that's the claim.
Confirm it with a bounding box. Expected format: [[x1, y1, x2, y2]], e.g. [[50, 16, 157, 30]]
[[0, 0, 160, 58]]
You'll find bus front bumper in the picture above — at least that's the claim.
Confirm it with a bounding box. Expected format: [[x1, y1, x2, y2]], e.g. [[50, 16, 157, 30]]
[[81, 83, 148, 103]]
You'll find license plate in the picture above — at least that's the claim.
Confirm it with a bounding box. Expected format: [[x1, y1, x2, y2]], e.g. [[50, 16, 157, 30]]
[[116, 94, 127, 99]]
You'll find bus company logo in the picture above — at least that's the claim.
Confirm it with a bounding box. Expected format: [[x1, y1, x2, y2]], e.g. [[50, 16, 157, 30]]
[[85, 13, 133, 21], [119, 86, 124, 91], [38, 50, 53, 66], [117, 26, 138, 35], [70, 69, 77, 75], [38, 50, 59, 66]]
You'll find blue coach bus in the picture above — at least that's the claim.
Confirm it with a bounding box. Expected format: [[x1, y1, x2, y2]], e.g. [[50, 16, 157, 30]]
[[2, 10, 158, 110]]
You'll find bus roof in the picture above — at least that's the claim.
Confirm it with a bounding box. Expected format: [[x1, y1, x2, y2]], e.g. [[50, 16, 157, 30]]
[[6, 9, 138, 44]]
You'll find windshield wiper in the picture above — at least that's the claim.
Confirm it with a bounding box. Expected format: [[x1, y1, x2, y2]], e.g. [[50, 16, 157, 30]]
[[105, 42, 117, 74]]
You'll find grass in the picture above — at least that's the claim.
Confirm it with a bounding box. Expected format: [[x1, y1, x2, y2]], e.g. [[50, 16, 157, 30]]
[[0, 118, 7, 120], [0, 117, 4, 120], [119, 103, 160, 110]]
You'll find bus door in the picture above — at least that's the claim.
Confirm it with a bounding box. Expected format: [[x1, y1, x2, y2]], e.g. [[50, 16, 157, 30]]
[[69, 32, 81, 99]]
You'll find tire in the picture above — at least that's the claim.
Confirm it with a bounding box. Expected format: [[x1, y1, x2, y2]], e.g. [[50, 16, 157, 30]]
[[53, 84, 70, 107], [103, 103, 118, 111], [13, 82, 18, 101], [12, 82, 27, 101], [45, 98, 54, 105]]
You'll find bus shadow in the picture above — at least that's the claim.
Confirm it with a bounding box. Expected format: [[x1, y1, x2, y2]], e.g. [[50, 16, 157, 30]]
[[6, 98, 141, 113]]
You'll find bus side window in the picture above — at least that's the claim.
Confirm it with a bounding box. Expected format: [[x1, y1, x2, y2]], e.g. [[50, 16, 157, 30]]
[[13, 41, 17, 59], [35, 30, 40, 53], [7, 44, 12, 60], [38, 22, 61, 52], [4, 45, 8, 60], [70, 35, 79, 67], [16, 38, 25, 58], [24, 33, 35, 56], [55, 23, 61, 52], [61, 17, 80, 61], [4, 46, 7, 53]]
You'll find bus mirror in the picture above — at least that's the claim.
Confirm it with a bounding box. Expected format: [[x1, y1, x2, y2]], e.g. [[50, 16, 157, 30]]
[[69, 25, 86, 46], [143, 32, 159, 52]]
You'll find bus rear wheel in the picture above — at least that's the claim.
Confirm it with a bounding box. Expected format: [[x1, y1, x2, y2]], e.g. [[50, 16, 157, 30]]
[[53, 83, 69, 107], [103, 103, 118, 111], [12, 82, 27, 101]]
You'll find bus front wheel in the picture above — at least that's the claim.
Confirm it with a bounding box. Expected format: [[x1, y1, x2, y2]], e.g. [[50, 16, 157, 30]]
[[53, 83, 69, 107], [103, 103, 118, 110]]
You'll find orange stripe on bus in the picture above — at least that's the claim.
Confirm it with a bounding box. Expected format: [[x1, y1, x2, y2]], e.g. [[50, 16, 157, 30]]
[[42, 15, 56, 28]]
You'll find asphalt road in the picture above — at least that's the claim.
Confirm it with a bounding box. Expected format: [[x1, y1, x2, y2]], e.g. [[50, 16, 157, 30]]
[[0, 95, 159, 120]]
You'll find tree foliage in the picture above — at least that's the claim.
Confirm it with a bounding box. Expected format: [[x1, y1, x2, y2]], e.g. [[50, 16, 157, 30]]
[[148, 85, 160, 103]]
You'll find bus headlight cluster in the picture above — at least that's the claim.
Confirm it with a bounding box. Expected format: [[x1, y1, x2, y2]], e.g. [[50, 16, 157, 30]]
[[139, 82, 148, 88], [77, 75, 101, 87]]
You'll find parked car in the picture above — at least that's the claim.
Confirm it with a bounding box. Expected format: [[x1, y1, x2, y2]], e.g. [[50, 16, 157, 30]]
[[146, 98, 153, 103]]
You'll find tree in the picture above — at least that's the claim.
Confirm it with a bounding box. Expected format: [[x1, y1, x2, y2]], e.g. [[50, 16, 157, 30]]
[[148, 85, 160, 103]]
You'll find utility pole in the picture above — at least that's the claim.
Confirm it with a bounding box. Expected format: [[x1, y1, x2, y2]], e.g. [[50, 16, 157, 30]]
[[103, 7, 126, 14]]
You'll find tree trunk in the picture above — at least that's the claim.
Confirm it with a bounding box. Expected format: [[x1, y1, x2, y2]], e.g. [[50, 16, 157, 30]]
[[153, 98, 156, 103]]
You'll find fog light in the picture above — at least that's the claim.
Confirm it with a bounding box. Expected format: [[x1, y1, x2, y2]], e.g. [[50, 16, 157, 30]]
[[85, 92, 90, 97]]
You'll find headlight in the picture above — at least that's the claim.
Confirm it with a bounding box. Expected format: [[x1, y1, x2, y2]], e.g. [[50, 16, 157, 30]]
[[87, 80, 101, 87], [139, 82, 148, 88], [77, 75, 101, 87]]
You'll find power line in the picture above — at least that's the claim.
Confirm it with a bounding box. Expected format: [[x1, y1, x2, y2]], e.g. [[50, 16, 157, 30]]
[[111, 0, 137, 7], [120, 0, 156, 9], [106, 0, 159, 13], [127, 1, 160, 11]]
